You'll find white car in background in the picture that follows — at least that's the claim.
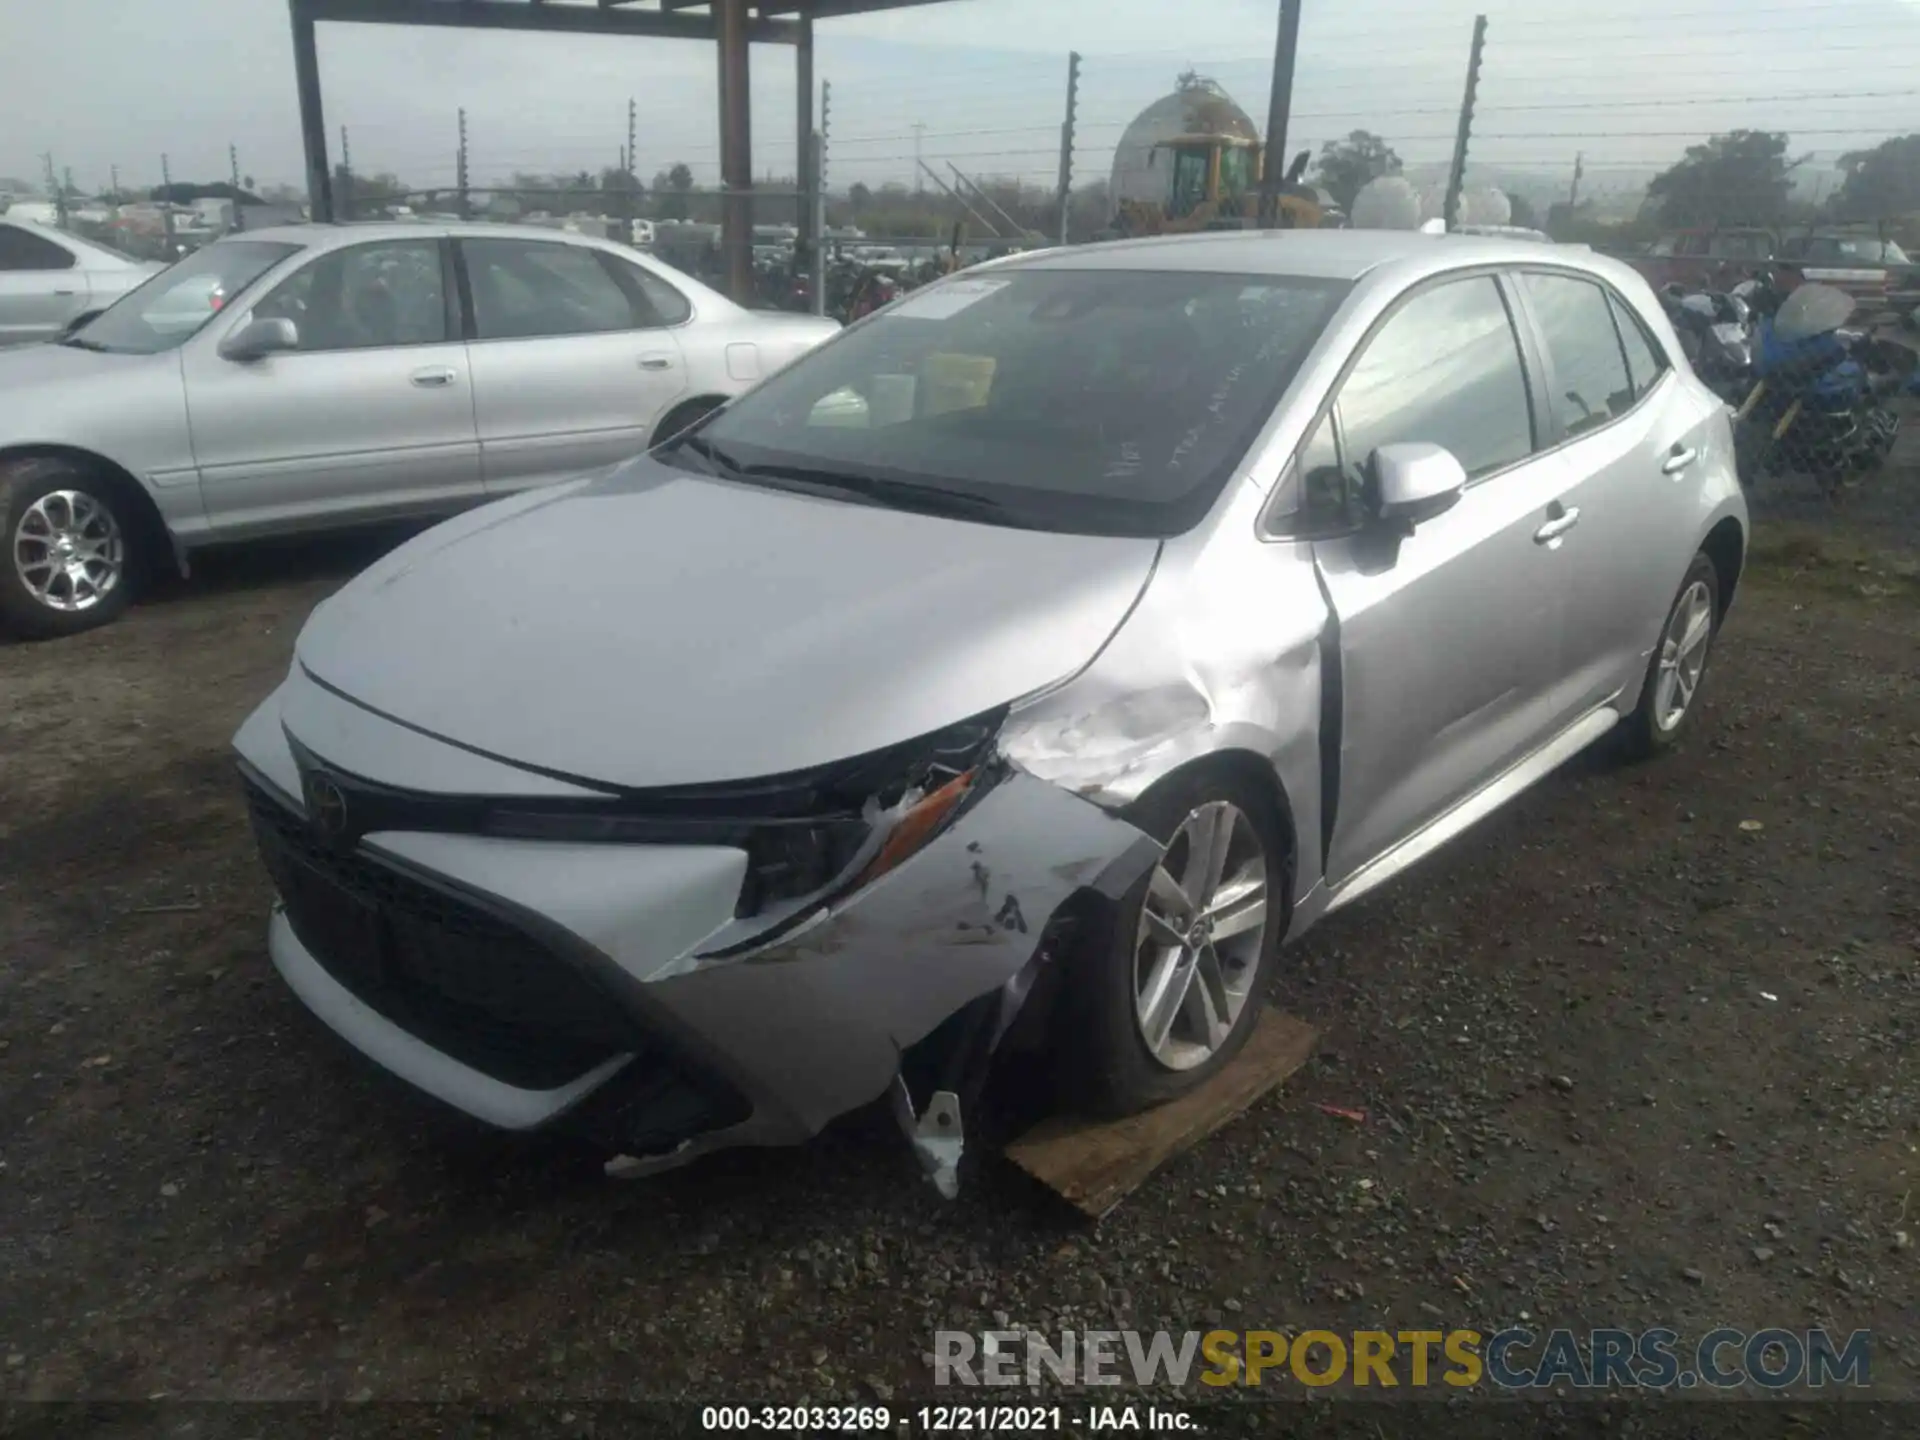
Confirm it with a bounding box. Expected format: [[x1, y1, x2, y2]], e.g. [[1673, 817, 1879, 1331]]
[[0, 221, 838, 638], [0, 216, 164, 347]]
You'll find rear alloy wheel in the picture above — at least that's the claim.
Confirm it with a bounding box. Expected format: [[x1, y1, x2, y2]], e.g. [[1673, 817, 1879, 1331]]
[[1619, 552, 1720, 758], [0, 461, 137, 639], [1073, 772, 1286, 1115]]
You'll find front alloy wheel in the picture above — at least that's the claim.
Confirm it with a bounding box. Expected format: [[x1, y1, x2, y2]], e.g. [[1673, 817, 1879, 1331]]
[[13, 489, 125, 614], [1132, 801, 1270, 1071]]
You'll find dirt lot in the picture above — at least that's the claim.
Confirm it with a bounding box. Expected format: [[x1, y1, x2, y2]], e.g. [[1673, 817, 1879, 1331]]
[[2, 512, 1918, 1416]]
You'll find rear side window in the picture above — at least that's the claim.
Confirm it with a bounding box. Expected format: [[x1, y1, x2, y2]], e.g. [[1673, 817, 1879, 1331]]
[[464, 238, 643, 340], [1608, 293, 1667, 402], [1520, 273, 1635, 438], [608, 256, 693, 326], [1336, 275, 1535, 483], [0, 224, 75, 271]]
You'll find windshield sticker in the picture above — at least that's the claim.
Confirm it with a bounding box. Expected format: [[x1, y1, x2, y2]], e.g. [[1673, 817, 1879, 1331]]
[[886, 278, 1012, 320]]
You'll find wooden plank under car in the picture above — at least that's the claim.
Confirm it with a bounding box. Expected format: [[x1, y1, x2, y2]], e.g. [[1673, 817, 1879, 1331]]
[[1005, 1008, 1319, 1220]]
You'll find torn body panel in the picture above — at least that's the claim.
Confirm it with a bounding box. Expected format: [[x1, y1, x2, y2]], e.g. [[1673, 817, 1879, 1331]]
[[997, 479, 1333, 929], [236, 683, 1159, 1178]]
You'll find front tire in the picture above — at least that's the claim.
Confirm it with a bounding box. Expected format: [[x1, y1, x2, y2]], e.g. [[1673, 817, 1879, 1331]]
[[1618, 552, 1720, 759], [1071, 770, 1288, 1116], [0, 459, 137, 639]]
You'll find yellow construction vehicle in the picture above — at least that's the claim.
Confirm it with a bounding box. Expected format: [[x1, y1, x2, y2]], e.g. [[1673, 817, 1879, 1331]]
[[1105, 74, 1328, 237]]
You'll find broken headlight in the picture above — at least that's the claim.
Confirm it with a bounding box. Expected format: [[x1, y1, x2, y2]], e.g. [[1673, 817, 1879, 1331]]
[[482, 707, 1008, 918]]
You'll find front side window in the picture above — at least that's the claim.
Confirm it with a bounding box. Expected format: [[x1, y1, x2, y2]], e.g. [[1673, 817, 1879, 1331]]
[[1169, 149, 1210, 218], [65, 240, 300, 355], [1521, 273, 1634, 438], [1336, 275, 1534, 484], [681, 267, 1348, 538], [0, 224, 76, 272], [464, 238, 641, 340], [1219, 146, 1256, 200], [252, 240, 447, 350]]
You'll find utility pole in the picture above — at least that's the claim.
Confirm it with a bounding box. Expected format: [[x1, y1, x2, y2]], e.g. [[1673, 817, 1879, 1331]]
[[1259, 0, 1303, 227], [160, 152, 176, 248], [912, 122, 926, 192], [820, 80, 832, 193], [110, 163, 120, 203], [456, 107, 470, 220], [626, 96, 639, 229], [1567, 150, 1584, 210], [339, 125, 353, 221], [230, 143, 241, 192], [1443, 14, 1488, 231], [1055, 50, 1081, 246], [43, 153, 65, 227]]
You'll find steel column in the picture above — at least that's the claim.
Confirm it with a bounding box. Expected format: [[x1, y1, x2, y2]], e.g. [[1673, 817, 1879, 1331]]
[[1259, 0, 1302, 226], [717, 0, 754, 304], [289, 0, 334, 222]]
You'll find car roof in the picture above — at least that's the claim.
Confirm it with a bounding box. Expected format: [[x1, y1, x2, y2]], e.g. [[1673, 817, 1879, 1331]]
[[227, 219, 650, 250], [989, 228, 1600, 284]]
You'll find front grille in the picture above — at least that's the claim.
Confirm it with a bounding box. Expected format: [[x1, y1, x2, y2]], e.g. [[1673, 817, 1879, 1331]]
[[245, 779, 632, 1090]]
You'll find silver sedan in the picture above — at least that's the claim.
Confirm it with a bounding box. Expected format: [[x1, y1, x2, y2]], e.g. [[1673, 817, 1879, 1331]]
[[0, 217, 163, 347], [0, 221, 837, 637], [233, 231, 1746, 1193]]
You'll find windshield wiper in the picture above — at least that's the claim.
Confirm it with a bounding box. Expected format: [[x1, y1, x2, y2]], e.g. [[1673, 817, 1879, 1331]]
[[56, 335, 110, 352], [664, 432, 746, 478], [736, 461, 1011, 521]]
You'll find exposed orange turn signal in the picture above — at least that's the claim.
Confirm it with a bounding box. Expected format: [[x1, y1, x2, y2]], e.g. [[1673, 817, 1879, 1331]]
[[854, 769, 976, 889]]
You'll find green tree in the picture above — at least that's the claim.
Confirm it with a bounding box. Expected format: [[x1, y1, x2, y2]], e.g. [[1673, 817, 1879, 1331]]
[[1646, 129, 1797, 228], [656, 162, 696, 220], [1312, 130, 1401, 212], [1507, 192, 1540, 229], [1833, 134, 1920, 223], [848, 181, 872, 211]]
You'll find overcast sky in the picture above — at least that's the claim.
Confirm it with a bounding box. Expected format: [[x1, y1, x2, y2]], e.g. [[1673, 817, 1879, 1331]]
[[4, 0, 1920, 199]]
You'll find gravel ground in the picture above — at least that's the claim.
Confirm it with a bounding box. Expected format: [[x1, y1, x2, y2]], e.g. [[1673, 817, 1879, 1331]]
[[1, 521, 1917, 1417]]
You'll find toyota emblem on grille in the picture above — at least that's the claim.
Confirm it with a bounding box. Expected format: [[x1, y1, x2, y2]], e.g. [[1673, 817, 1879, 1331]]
[[304, 773, 350, 844]]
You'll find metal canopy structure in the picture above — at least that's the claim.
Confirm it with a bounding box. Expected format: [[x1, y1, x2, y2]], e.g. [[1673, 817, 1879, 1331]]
[[286, 0, 952, 302]]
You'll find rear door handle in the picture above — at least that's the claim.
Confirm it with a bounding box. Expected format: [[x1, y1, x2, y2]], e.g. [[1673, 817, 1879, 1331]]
[[639, 354, 675, 371], [410, 367, 457, 388], [1533, 506, 1581, 545], [1662, 447, 1698, 475]]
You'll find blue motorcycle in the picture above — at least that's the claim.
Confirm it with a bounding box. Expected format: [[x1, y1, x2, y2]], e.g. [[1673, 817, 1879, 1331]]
[[1731, 281, 1913, 502]]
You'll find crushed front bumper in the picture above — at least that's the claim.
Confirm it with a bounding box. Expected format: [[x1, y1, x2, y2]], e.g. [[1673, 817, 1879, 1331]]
[[234, 678, 1159, 1175]]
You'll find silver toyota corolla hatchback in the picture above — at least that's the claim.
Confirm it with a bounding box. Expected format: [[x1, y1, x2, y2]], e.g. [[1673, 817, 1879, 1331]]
[[234, 231, 1747, 1192]]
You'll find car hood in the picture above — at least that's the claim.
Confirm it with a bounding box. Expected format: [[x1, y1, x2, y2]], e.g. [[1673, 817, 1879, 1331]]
[[296, 458, 1160, 789], [0, 341, 155, 394]]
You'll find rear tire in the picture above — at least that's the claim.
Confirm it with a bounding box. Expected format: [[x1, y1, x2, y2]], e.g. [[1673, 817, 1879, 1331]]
[[1618, 552, 1720, 760], [1068, 769, 1289, 1117], [0, 458, 139, 639]]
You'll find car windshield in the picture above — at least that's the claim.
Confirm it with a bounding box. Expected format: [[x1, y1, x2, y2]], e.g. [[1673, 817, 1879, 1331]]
[[65, 240, 300, 354], [679, 267, 1348, 538], [1804, 236, 1909, 264]]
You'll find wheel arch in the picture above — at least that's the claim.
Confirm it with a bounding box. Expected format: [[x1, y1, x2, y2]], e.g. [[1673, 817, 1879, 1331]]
[[0, 443, 176, 578], [1121, 747, 1301, 908], [1700, 514, 1745, 619], [649, 394, 731, 449]]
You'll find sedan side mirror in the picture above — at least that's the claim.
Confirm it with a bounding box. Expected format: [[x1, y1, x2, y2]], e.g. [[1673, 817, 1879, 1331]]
[[218, 316, 299, 362], [1369, 442, 1468, 529]]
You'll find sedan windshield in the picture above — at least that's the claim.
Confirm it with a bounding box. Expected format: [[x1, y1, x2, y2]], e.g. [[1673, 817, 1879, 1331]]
[[679, 267, 1348, 537], [66, 241, 300, 354]]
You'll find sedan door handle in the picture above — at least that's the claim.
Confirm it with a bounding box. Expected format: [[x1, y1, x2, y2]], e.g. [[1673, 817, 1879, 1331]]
[[1662, 446, 1698, 475], [1533, 506, 1581, 545], [410, 367, 458, 388], [638, 354, 675, 371]]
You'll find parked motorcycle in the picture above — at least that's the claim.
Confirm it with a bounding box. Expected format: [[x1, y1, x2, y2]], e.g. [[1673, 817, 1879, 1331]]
[[1660, 283, 1754, 405], [1729, 281, 1911, 502]]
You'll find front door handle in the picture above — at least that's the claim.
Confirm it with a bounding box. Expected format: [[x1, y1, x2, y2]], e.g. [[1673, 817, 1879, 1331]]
[[410, 367, 457, 388], [638, 354, 675, 371], [1662, 446, 1698, 475], [1533, 506, 1581, 546]]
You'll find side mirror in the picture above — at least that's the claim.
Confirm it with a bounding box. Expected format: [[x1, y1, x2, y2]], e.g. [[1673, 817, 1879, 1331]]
[[218, 316, 298, 362], [1369, 442, 1467, 528]]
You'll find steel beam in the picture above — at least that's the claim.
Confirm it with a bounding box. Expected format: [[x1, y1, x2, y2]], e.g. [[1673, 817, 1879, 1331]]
[[717, 0, 755, 303], [300, 0, 799, 43], [289, 0, 335, 222]]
